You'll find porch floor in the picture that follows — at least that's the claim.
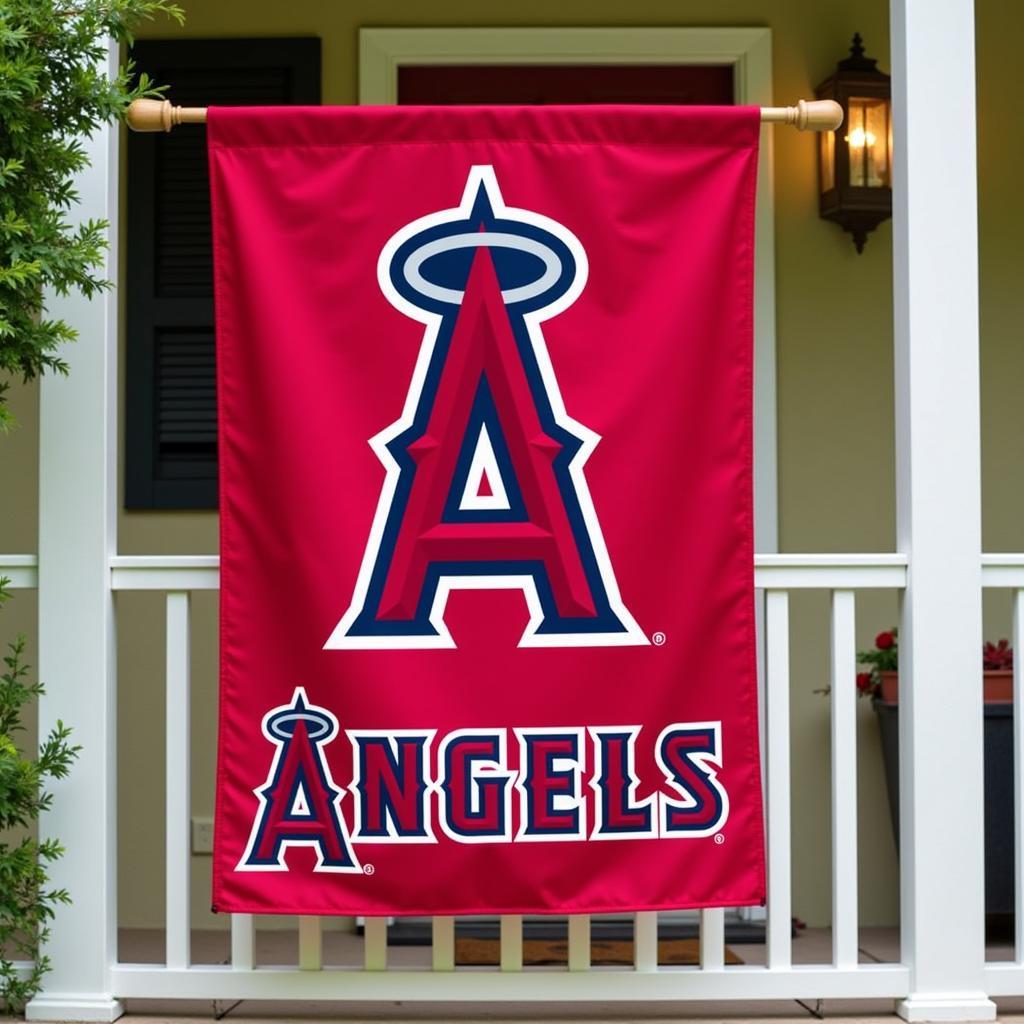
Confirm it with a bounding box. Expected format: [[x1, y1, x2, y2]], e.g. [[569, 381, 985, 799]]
[[115, 925, 1024, 1021], [117, 1016, 1024, 1024]]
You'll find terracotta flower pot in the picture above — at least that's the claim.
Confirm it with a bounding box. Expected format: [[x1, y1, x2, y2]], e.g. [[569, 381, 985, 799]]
[[877, 668, 1013, 704]]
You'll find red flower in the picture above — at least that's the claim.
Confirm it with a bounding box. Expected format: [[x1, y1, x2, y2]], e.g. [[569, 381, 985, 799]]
[[984, 639, 1013, 671], [856, 672, 874, 693], [875, 631, 895, 650]]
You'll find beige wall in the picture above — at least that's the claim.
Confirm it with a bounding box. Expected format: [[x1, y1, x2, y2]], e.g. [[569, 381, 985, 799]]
[[2, 0, 1021, 935]]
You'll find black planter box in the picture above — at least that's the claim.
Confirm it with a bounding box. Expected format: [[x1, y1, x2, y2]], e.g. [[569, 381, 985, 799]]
[[874, 699, 1014, 914]]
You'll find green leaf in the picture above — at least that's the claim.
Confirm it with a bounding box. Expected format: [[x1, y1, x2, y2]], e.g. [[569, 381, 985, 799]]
[[0, 0, 184, 429]]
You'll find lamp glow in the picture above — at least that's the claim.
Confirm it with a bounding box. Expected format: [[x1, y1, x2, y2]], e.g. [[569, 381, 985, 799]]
[[847, 127, 876, 148]]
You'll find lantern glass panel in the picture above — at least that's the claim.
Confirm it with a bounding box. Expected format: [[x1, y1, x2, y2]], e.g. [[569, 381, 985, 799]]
[[847, 96, 891, 188], [820, 127, 835, 192]]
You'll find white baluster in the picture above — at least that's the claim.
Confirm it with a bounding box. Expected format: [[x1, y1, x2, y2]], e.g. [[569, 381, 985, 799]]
[[500, 916, 522, 972], [567, 914, 590, 972], [431, 916, 455, 971], [634, 911, 658, 972], [231, 914, 254, 970], [830, 590, 858, 968], [699, 908, 725, 970], [766, 589, 791, 969], [165, 592, 191, 970], [364, 916, 388, 971], [298, 916, 322, 971]]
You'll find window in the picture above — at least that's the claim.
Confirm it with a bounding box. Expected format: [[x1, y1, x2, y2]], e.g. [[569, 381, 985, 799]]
[[125, 37, 321, 509]]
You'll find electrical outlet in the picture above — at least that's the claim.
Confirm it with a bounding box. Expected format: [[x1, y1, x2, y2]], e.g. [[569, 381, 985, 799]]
[[191, 817, 215, 854]]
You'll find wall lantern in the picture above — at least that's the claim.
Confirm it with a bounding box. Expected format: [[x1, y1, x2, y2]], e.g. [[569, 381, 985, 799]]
[[815, 34, 892, 252]]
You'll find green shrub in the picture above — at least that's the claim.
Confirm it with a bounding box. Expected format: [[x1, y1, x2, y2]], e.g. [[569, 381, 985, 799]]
[[0, 0, 182, 1012], [0, 582, 79, 1015], [0, 0, 183, 431]]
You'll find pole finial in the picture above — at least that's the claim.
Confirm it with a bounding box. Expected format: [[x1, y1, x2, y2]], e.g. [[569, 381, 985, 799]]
[[126, 98, 206, 132]]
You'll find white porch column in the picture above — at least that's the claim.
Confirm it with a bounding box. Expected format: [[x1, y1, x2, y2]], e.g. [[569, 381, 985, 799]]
[[26, 41, 122, 1024], [890, 1, 994, 1021]]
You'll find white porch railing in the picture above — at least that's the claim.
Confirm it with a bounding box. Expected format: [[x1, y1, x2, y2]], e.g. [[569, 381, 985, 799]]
[[114, 553, 909, 1005], [8, 551, 1024, 1011], [4, 552, 922, 1005]]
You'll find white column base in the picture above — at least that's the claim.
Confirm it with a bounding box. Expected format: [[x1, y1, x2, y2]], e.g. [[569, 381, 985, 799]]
[[896, 994, 997, 1022], [25, 995, 124, 1022]]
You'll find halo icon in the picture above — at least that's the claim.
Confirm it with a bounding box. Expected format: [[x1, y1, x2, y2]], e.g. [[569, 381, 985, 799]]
[[265, 700, 335, 743], [402, 230, 563, 307]]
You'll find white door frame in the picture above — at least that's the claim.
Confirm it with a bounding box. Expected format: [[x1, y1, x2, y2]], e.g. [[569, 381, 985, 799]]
[[359, 26, 779, 555]]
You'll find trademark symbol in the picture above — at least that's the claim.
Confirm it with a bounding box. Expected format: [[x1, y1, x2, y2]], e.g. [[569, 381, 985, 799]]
[[652, 631, 666, 646], [714, 833, 725, 845], [363, 863, 376, 875]]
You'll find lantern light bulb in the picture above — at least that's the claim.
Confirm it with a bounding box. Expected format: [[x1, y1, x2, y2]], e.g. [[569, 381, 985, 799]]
[[847, 127, 876, 148]]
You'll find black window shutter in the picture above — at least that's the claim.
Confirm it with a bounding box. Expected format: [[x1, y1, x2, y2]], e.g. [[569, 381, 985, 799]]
[[125, 38, 321, 509]]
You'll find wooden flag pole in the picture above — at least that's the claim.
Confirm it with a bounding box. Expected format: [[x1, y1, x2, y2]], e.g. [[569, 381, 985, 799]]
[[760, 99, 843, 130], [125, 97, 843, 133]]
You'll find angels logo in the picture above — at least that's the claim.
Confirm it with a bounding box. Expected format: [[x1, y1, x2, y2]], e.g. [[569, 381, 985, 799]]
[[237, 689, 361, 874], [238, 689, 729, 873], [325, 167, 646, 650]]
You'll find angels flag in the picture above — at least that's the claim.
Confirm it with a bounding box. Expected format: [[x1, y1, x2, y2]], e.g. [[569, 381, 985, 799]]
[[209, 104, 765, 916]]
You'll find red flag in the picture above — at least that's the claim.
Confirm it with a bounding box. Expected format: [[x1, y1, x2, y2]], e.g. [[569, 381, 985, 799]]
[[209, 105, 764, 916]]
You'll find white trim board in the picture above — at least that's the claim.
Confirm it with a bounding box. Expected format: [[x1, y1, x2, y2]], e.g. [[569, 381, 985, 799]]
[[359, 26, 778, 554]]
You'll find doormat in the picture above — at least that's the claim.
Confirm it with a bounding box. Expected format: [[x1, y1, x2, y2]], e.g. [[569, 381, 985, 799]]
[[454, 936, 743, 967], [385, 917, 767, 946]]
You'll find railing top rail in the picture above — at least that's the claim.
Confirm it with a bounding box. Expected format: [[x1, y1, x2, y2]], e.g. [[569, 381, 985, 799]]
[[112, 555, 218, 591], [104, 553, 912, 592], [108, 553, 911, 570], [756, 554, 907, 590], [0, 554, 39, 589], [0, 554, 38, 566], [756, 553, 908, 567], [981, 554, 1024, 587], [18, 552, 1024, 591], [111, 555, 220, 569]]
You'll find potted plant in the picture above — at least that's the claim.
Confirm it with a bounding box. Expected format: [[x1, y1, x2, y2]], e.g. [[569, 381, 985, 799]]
[[862, 629, 1015, 917], [860, 627, 1014, 703]]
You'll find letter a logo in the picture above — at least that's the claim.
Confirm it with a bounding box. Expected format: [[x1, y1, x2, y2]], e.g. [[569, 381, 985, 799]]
[[326, 167, 647, 650], [237, 688, 360, 873]]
